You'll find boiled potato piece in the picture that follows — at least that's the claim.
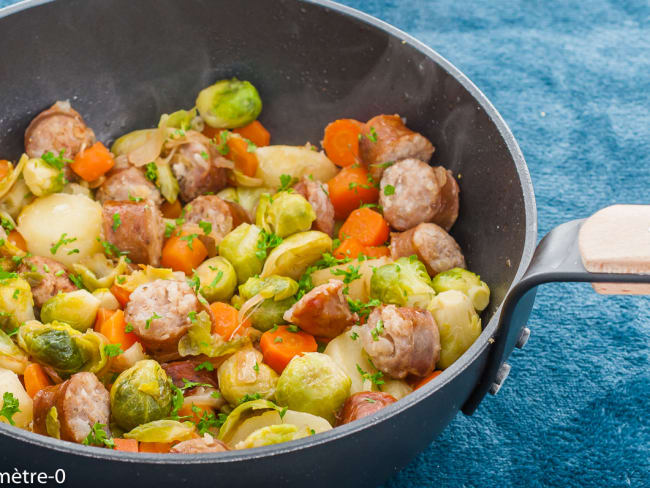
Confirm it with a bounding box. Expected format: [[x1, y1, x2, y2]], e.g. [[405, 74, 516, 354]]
[[324, 326, 377, 395], [312, 257, 391, 302], [255, 145, 338, 189], [0, 367, 33, 428], [18, 193, 102, 267], [381, 379, 412, 400]]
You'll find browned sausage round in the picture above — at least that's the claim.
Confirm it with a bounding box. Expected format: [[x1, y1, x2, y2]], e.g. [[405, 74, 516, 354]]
[[379, 159, 459, 231], [390, 223, 466, 276], [360, 114, 435, 181], [170, 434, 230, 453], [33, 372, 110, 444], [337, 391, 397, 425], [361, 305, 440, 379], [283, 279, 358, 338], [18, 256, 77, 308], [293, 177, 335, 236], [161, 359, 218, 394], [24, 101, 96, 160], [183, 195, 250, 243], [171, 142, 229, 203], [102, 200, 164, 266], [125, 279, 199, 359], [96, 167, 162, 205]]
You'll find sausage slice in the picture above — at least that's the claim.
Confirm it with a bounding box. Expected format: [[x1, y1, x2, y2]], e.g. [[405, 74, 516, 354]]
[[125, 279, 200, 359], [294, 177, 335, 236], [360, 114, 434, 180], [96, 167, 162, 205], [283, 279, 358, 338], [337, 391, 397, 425], [183, 195, 249, 243], [102, 200, 164, 266], [161, 359, 218, 395], [24, 101, 96, 160], [390, 223, 466, 276], [170, 433, 229, 453], [33, 372, 110, 444], [171, 142, 229, 203], [18, 256, 77, 308], [361, 305, 440, 379]]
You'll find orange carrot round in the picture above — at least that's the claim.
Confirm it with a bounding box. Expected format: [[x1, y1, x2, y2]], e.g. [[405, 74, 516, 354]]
[[322, 119, 363, 167], [178, 403, 214, 425], [233, 120, 271, 147], [161, 231, 208, 275], [0, 160, 11, 180], [361, 246, 391, 258], [110, 284, 131, 308], [70, 142, 115, 182], [113, 438, 139, 452], [339, 207, 389, 247], [260, 325, 318, 374], [327, 166, 379, 219], [95, 308, 138, 350], [226, 136, 258, 177], [139, 442, 173, 453], [161, 199, 182, 219], [7, 230, 27, 252], [333, 237, 365, 260], [210, 302, 251, 339], [23, 363, 52, 398], [414, 370, 443, 390]]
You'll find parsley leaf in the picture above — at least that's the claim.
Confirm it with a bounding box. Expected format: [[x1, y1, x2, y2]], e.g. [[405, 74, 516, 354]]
[[50, 233, 77, 255], [124, 323, 134, 333], [145, 313, 161, 329], [0, 392, 20, 425], [145, 162, 158, 182], [198, 220, 212, 235], [383, 184, 395, 196], [104, 344, 124, 357], [256, 229, 283, 260], [237, 393, 262, 405], [82, 422, 114, 448], [112, 213, 121, 232], [356, 364, 384, 387], [42, 150, 72, 170], [278, 174, 296, 192], [180, 233, 198, 251], [194, 361, 214, 372], [371, 319, 385, 341]]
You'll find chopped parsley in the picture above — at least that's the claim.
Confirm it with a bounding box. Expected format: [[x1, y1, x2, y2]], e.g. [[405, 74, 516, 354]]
[[68, 273, 85, 289], [112, 213, 121, 231], [187, 271, 200, 293], [145, 313, 161, 329], [188, 310, 198, 323], [383, 184, 395, 196], [368, 126, 378, 143], [274, 336, 283, 344], [12, 289, 19, 300], [331, 264, 362, 294], [209, 270, 224, 288], [195, 361, 214, 372], [0, 217, 14, 232], [169, 384, 184, 418], [356, 364, 384, 387], [180, 233, 198, 251], [371, 319, 385, 341], [124, 323, 134, 333], [200, 151, 209, 160], [50, 233, 77, 255], [364, 397, 377, 404], [0, 392, 20, 426], [67, 248, 80, 255], [54, 269, 65, 277], [97, 238, 129, 259], [104, 344, 124, 357], [246, 139, 257, 153], [279, 406, 288, 419], [215, 131, 231, 155], [253, 362, 259, 373], [82, 422, 114, 448], [238, 393, 262, 405], [287, 324, 299, 333], [128, 192, 143, 203], [180, 378, 213, 390], [192, 405, 226, 435], [144, 162, 158, 182], [256, 229, 283, 260], [42, 149, 72, 170], [349, 331, 359, 341], [278, 174, 296, 192], [347, 298, 381, 320], [198, 220, 212, 235]]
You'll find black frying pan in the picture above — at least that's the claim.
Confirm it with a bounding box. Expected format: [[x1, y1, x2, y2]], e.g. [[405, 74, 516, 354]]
[[0, 0, 647, 486]]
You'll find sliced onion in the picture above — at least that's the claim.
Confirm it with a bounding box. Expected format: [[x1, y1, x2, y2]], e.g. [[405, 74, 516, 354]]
[[128, 128, 165, 166]]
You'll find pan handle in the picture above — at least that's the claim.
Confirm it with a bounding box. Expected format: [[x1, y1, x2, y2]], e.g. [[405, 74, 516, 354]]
[[462, 205, 650, 415]]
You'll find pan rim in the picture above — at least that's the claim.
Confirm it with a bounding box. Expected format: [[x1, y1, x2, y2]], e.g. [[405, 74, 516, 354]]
[[0, 0, 537, 464]]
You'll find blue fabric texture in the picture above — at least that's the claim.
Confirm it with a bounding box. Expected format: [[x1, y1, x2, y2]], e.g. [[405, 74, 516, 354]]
[[1, 0, 648, 486]]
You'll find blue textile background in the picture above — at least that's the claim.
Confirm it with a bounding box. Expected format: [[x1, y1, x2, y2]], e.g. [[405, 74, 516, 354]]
[[0, 0, 648, 487]]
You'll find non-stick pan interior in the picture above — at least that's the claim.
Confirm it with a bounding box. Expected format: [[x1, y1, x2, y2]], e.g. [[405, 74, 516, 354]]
[[0, 0, 529, 337]]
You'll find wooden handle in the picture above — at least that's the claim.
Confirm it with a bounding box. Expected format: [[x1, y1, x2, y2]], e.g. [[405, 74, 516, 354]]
[[579, 205, 650, 295]]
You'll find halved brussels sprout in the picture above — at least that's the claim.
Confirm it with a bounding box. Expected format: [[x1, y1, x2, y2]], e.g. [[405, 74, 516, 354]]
[[124, 419, 196, 443], [217, 347, 278, 406], [275, 353, 351, 424], [45, 406, 60, 439], [23, 157, 64, 197], [110, 359, 172, 431], [0, 274, 34, 332], [17, 321, 108, 377], [217, 186, 272, 221], [0, 328, 28, 374], [196, 78, 262, 129], [92, 288, 120, 310], [256, 192, 316, 238], [115, 265, 182, 293], [72, 255, 129, 292], [40, 290, 101, 332], [255, 146, 338, 189], [0, 154, 27, 200], [218, 399, 282, 444], [261, 231, 332, 280], [1, 177, 33, 219], [235, 424, 311, 449], [370, 256, 435, 309], [153, 161, 179, 203], [428, 290, 482, 369], [158, 108, 198, 131], [237, 275, 298, 331], [218, 224, 264, 285], [432, 268, 490, 312], [196, 257, 238, 303], [178, 310, 248, 358], [0, 367, 33, 428]]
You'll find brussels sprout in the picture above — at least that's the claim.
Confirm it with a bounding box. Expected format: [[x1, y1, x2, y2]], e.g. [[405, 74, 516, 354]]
[[124, 419, 196, 443], [158, 108, 198, 131], [428, 290, 482, 369], [45, 406, 61, 439], [40, 290, 101, 332], [275, 353, 351, 424], [217, 186, 272, 221], [92, 288, 120, 310], [1, 177, 34, 219], [370, 256, 435, 309], [110, 359, 172, 431], [432, 268, 490, 312], [236, 275, 298, 331], [256, 192, 316, 238], [153, 161, 179, 203], [23, 157, 65, 197], [261, 231, 332, 280], [235, 424, 310, 449], [72, 255, 129, 292], [0, 367, 33, 429], [115, 265, 181, 293], [0, 328, 28, 374], [0, 154, 27, 200], [217, 347, 278, 406], [196, 257, 237, 303], [218, 399, 282, 443], [0, 273, 34, 332], [218, 224, 264, 284], [178, 310, 248, 358], [196, 78, 262, 129]]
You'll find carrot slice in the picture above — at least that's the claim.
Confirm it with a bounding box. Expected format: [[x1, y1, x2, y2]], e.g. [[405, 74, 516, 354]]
[[23, 363, 52, 398], [260, 325, 318, 374], [333, 238, 365, 260], [178, 403, 214, 425], [414, 370, 443, 390], [7, 230, 27, 252], [95, 308, 137, 350], [161, 199, 182, 219], [226, 136, 258, 177], [327, 166, 379, 219], [322, 119, 363, 167], [139, 442, 173, 453], [110, 284, 131, 308], [161, 231, 208, 275], [0, 160, 11, 180], [233, 120, 271, 147], [113, 438, 139, 452], [70, 142, 115, 182], [339, 207, 389, 247], [362, 246, 391, 258], [209, 302, 251, 339]]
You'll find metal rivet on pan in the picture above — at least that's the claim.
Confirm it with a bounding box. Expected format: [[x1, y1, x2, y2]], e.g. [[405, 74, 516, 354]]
[[515, 327, 531, 349], [489, 363, 511, 395]]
